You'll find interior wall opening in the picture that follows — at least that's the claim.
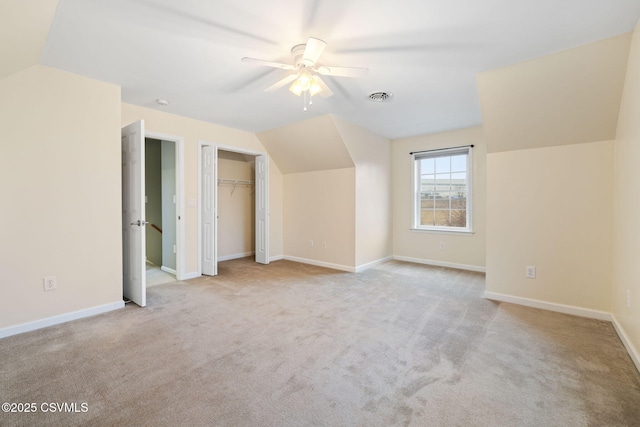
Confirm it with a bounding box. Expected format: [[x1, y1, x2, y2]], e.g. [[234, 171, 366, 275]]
[[145, 137, 177, 287], [200, 143, 269, 277], [217, 150, 256, 264]]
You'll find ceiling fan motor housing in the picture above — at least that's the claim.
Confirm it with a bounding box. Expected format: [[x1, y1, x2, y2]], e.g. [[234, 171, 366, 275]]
[[291, 44, 309, 67]]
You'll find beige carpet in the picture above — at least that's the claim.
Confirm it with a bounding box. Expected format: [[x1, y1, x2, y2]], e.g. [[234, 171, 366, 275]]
[[1, 258, 639, 426], [146, 261, 176, 288]]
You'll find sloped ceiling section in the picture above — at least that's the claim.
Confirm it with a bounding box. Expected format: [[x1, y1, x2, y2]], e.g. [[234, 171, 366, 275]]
[[256, 115, 354, 174], [0, 0, 59, 80], [478, 33, 632, 153]]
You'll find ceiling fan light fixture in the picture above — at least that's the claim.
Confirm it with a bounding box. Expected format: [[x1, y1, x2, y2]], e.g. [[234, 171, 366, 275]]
[[288, 71, 319, 97], [242, 36, 366, 102], [289, 80, 303, 96], [309, 76, 322, 97]]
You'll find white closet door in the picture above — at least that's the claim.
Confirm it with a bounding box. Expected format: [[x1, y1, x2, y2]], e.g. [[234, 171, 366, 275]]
[[255, 154, 269, 264], [201, 145, 217, 275]]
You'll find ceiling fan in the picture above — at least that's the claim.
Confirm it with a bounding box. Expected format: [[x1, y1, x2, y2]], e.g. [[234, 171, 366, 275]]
[[241, 37, 368, 106]]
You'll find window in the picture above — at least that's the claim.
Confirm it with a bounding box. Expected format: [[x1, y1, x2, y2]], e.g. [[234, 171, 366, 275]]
[[412, 146, 472, 232]]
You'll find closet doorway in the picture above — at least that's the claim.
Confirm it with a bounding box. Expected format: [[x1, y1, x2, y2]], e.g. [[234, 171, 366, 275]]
[[199, 143, 269, 276]]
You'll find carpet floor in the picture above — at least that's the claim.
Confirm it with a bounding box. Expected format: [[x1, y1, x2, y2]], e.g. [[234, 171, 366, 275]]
[[1, 258, 639, 426], [146, 261, 177, 288]]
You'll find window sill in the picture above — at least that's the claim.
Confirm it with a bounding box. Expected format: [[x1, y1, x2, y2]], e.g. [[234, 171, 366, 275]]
[[410, 227, 474, 235]]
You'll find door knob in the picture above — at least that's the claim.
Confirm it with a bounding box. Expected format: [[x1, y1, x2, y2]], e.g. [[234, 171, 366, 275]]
[[130, 220, 150, 226]]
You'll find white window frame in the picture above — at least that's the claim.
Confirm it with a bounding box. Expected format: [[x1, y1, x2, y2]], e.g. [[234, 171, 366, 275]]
[[412, 145, 473, 233]]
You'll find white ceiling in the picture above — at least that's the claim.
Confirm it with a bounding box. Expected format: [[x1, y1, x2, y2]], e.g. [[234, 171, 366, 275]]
[[40, 0, 640, 139]]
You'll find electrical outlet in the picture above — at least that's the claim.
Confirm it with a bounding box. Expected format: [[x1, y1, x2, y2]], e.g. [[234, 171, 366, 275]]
[[309, 240, 314, 247], [173, 244, 177, 254], [439, 242, 446, 250], [525, 266, 536, 279], [322, 241, 327, 249], [43, 276, 57, 291], [627, 289, 631, 308]]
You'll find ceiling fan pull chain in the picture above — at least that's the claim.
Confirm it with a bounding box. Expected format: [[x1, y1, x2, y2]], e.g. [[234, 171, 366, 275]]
[[303, 91, 308, 111]]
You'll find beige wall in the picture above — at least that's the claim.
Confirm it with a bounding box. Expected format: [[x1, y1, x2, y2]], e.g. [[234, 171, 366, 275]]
[[0, 0, 58, 80], [268, 115, 391, 271], [283, 168, 356, 269], [486, 141, 614, 312], [613, 21, 640, 361], [333, 117, 393, 268], [392, 126, 486, 270], [257, 115, 354, 174], [478, 33, 631, 154], [121, 103, 284, 274], [217, 152, 255, 259], [0, 65, 122, 328]]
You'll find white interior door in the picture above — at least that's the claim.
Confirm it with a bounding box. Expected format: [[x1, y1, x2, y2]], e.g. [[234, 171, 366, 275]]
[[122, 120, 146, 306], [255, 154, 269, 264], [201, 145, 217, 275]]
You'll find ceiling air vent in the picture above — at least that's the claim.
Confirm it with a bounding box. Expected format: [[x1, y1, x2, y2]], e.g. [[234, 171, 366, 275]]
[[367, 91, 393, 102]]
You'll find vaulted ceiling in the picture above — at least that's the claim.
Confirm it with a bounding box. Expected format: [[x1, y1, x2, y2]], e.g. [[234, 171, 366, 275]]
[[6, 0, 640, 139], [0, 0, 59, 80]]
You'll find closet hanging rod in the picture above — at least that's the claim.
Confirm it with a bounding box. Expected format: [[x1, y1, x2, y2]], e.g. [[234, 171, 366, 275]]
[[217, 179, 254, 185]]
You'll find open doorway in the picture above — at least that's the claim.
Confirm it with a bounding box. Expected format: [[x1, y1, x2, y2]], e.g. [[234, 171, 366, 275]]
[[199, 143, 269, 276], [217, 150, 256, 261], [122, 120, 185, 307], [145, 138, 177, 287]]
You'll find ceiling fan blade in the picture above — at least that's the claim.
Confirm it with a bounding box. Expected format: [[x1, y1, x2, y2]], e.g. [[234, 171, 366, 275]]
[[241, 57, 295, 70], [264, 74, 299, 92], [132, 0, 278, 46], [317, 65, 368, 78], [302, 37, 327, 66], [314, 76, 334, 98]]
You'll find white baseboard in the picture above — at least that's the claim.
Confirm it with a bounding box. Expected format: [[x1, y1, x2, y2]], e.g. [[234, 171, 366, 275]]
[[180, 272, 200, 280], [611, 314, 640, 373], [0, 301, 125, 339], [484, 292, 612, 321], [218, 251, 255, 262], [355, 256, 394, 273], [280, 255, 478, 274], [161, 266, 177, 275], [484, 292, 639, 373], [270, 255, 284, 262], [393, 255, 486, 273], [283, 255, 355, 273]]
